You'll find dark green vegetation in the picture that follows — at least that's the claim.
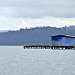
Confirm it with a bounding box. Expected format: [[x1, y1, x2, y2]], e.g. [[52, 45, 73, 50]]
[[0, 26, 75, 45]]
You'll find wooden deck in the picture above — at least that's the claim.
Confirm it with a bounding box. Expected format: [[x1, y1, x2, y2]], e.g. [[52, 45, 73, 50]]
[[24, 45, 75, 49]]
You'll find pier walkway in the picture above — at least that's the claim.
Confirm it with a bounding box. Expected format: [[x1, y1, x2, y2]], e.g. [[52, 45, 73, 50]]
[[24, 45, 75, 49]]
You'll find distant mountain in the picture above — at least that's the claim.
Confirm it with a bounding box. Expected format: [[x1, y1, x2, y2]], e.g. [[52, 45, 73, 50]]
[[66, 25, 75, 30], [0, 26, 75, 45]]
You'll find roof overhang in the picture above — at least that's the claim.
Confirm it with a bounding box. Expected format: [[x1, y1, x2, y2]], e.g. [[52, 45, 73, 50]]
[[51, 35, 75, 38]]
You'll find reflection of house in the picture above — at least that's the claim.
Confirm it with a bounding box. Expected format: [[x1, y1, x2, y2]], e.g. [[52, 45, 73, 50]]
[[51, 35, 75, 46]]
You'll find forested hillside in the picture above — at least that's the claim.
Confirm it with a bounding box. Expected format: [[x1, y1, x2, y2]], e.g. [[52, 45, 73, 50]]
[[0, 26, 75, 45]]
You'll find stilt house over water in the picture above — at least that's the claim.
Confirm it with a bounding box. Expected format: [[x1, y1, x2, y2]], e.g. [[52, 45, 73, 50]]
[[51, 35, 75, 46]]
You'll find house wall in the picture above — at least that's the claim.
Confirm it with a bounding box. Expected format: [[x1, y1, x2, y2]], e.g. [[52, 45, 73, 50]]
[[51, 36, 62, 46], [51, 36, 75, 46], [61, 37, 75, 46], [51, 36, 62, 41]]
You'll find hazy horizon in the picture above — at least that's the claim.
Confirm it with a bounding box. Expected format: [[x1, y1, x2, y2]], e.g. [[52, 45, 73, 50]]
[[0, 25, 75, 31]]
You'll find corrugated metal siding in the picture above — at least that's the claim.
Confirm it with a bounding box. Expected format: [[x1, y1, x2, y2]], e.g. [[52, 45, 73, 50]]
[[51, 36, 62, 46], [51, 36, 75, 46], [61, 37, 74, 46]]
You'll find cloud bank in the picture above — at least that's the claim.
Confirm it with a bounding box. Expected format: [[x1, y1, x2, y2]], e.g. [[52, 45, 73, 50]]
[[0, 0, 75, 30], [0, 16, 75, 30], [0, 0, 75, 18]]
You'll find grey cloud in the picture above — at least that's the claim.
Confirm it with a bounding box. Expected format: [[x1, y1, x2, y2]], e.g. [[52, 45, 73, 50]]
[[0, 0, 75, 18], [9, 7, 75, 18], [0, 0, 74, 7]]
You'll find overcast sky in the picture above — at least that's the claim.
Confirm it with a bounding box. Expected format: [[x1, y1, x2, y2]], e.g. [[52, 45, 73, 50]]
[[0, 0, 75, 30]]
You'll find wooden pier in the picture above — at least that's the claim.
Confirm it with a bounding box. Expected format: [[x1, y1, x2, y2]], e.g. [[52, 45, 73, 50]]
[[24, 45, 75, 49]]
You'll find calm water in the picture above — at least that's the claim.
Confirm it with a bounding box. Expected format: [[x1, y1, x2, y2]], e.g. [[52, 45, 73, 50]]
[[0, 46, 75, 75]]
